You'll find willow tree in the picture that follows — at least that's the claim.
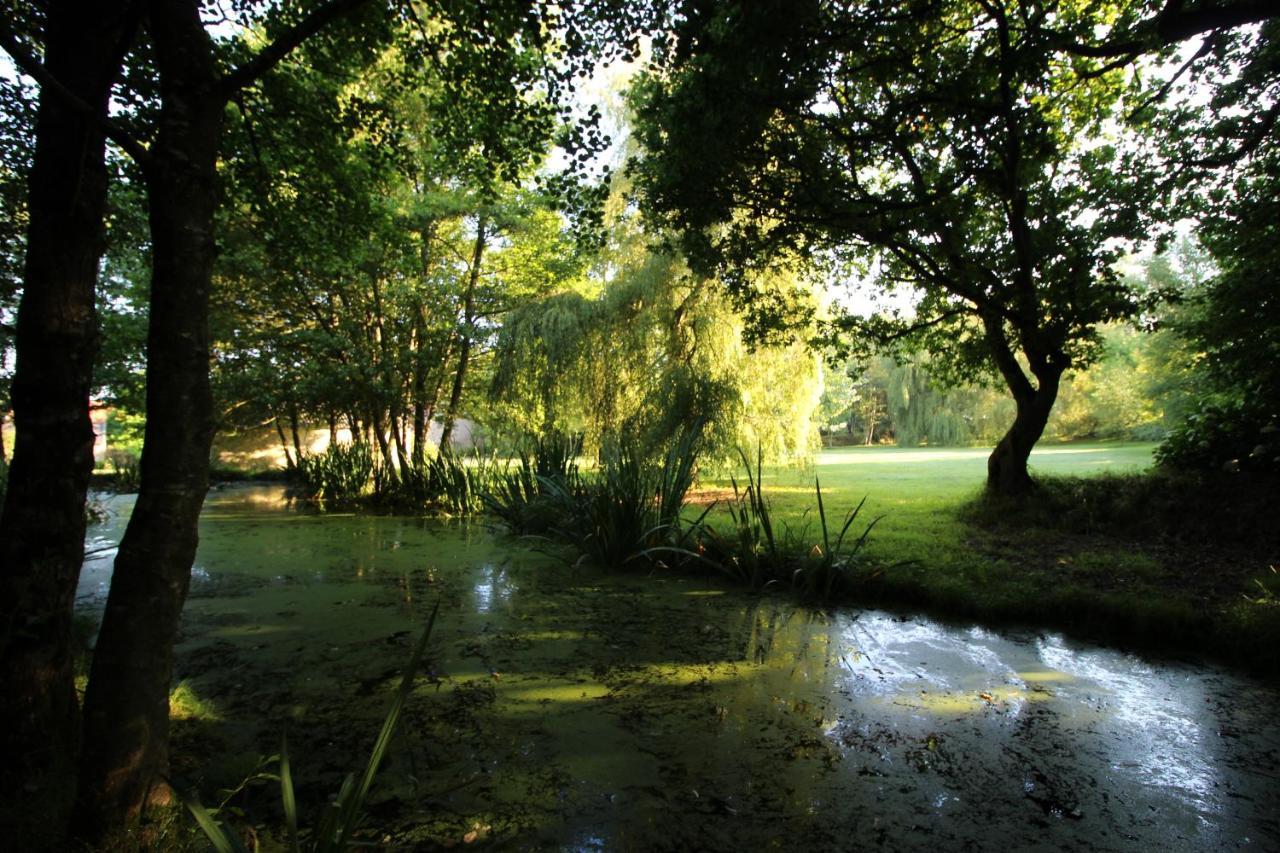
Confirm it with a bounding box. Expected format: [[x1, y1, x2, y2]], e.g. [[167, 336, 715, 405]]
[[492, 250, 821, 466], [630, 0, 1154, 494]]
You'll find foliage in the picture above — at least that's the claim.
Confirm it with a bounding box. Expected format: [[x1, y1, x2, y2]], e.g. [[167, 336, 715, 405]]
[[0, 455, 7, 507], [482, 432, 582, 534], [699, 449, 881, 600], [102, 449, 141, 494], [491, 251, 821, 469], [485, 427, 884, 603], [1157, 399, 1279, 473], [296, 442, 376, 505], [417, 448, 500, 517], [184, 603, 439, 853], [631, 0, 1158, 490], [102, 408, 147, 461], [550, 423, 705, 569], [1156, 153, 1280, 473]]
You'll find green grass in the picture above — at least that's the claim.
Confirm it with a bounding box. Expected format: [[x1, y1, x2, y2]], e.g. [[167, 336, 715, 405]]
[[696, 442, 1280, 674]]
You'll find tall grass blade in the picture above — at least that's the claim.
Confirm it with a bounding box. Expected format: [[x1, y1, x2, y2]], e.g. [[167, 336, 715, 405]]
[[280, 734, 301, 853], [180, 789, 250, 853], [327, 600, 439, 851]]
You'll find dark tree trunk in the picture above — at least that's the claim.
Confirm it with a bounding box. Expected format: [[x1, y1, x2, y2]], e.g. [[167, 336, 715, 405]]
[[275, 414, 295, 469], [982, 313, 1065, 495], [410, 222, 436, 467], [409, 316, 429, 466], [328, 411, 339, 446], [72, 1, 222, 836], [0, 0, 135, 784], [987, 380, 1060, 495], [289, 404, 304, 462], [439, 216, 486, 451], [72, 0, 376, 830]]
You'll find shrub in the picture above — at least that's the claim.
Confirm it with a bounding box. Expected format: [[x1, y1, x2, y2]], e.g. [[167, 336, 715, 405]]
[[103, 447, 141, 493], [1156, 397, 1278, 473], [482, 433, 582, 534], [296, 441, 375, 504], [697, 448, 881, 599]]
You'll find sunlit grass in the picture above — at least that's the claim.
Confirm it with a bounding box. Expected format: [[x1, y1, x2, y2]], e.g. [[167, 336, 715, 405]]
[[690, 441, 1280, 672], [170, 681, 220, 722]]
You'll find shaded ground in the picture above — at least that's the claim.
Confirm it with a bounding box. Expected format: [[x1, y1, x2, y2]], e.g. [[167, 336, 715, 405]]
[[78, 485, 1280, 850]]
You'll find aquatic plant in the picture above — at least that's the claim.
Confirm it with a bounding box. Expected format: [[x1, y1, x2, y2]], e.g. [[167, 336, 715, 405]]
[[104, 448, 141, 493], [790, 482, 881, 600], [482, 433, 583, 534], [553, 422, 705, 568], [422, 447, 500, 516], [183, 602, 439, 852], [296, 441, 375, 504], [695, 449, 881, 600]]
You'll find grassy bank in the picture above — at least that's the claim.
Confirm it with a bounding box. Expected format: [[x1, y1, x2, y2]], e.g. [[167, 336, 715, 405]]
[[696, 442, 1280, 675]]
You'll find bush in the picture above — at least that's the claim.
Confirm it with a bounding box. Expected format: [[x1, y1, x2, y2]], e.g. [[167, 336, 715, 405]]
[[962, 468, 1280, 548], [1156, 397, 1279, 473], [697, 448, 881, 599], [483, 429, 884, 602], [550, 425, 702, 568], [296, 441, 375, 504], [103, 447, 141, 493], [482, 433, 583, 534]]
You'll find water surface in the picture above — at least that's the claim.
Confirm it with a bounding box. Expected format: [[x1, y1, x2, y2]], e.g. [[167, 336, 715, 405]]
[[80, 486, 1279, 850]]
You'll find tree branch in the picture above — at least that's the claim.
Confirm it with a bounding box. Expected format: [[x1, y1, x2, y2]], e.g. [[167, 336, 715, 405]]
[[216, 0, 376, 98], [1044, 0, 1275, 60], [1191, 100, 1280, 168], [0, 20, 150, 165], [1155, 0, 1276, 44]]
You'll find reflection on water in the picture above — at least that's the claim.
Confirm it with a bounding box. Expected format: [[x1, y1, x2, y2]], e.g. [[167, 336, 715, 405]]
[[473, 563, 513, 614], [76, 484, 1279, 851]]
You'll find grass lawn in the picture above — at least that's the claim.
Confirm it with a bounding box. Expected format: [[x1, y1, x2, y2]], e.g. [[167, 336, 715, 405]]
[[695, 442, 1280, 674]]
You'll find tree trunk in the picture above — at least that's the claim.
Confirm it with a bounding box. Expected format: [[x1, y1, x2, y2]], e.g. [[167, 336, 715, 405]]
[[274, 414, 295, 469], [986, 362, 1063, 496], [410, 222, 436, 468], [72, 1, 222, 835], [0, 0, 135, 784], [439, 216, 486, 451], [289, 405, 304, 462]]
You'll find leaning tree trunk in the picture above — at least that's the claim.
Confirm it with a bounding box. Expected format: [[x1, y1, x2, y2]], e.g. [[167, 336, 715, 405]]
[[73, 6, 222, 836], [439, 216, 486, 451], [0, 0, 135, 784], [987, 370, 1062, 495]]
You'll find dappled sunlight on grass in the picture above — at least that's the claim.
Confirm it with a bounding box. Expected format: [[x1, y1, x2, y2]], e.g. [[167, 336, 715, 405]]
[[169, 681, 219, 722]]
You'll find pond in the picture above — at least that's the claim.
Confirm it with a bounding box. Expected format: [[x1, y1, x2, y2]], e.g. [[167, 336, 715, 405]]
[[80, 485, 1280, 851]]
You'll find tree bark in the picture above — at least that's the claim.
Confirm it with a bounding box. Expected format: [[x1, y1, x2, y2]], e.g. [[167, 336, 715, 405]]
[[71, 0, 377, 832], [0, 0, 136, 784], [986, 383, 1060, 495], [439, 216, 486, 451], [410, 221, 436, 468], [289, 404, 305, 462], [982, 317, 1065, 495], [72, 0, 222, 835], [274, 414, 295, 469]]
